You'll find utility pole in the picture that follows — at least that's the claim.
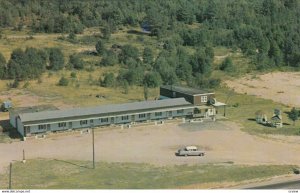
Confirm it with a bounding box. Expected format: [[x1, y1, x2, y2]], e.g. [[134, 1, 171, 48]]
[[22, 149, 26, 163], [9, 162, 12, 189], [92, 127, 95, 169]]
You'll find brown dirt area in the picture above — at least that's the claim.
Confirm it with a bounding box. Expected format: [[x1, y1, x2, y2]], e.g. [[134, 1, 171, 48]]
[[1, 121, 300, 174], [225, 72, 300, 107]]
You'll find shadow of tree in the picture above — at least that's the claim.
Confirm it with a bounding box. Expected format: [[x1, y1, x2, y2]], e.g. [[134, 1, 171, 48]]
[[0, 119, 22, 139]]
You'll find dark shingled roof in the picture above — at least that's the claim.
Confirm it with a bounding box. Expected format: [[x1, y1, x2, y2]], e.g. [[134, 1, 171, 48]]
[[19, 98, 193, 123], [160, 85, 213, 95], [10, 105, 58, 116]]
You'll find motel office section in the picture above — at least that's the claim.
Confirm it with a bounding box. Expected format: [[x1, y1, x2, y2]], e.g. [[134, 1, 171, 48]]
[[160, 85, 219, 118], [14, 98, 194, 137]]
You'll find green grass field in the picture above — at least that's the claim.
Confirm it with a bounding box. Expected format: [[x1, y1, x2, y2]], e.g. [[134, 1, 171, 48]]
[[215, 87, 300, 136], [0, 159, 294, 189]]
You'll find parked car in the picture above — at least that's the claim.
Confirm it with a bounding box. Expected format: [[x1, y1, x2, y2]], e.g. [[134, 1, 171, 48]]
[[175, 146, 205, 156]]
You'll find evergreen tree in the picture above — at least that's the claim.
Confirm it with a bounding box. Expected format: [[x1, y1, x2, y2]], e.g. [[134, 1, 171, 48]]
[[144, 85, 149, 101], [100, 50, 118, 66], [58, 76, 69, 86], [143, 47, 154, 65], [101, 73, 115, 87], [289, 107, 299, 126], [143, 72, 162, 88], [0, 52, 6, 79], [69, 54, 84, 70], [95, 40, 106, 55], [48, 48, 65, 71], [220, 57, 235, 72], [119, 44, 139, 64]]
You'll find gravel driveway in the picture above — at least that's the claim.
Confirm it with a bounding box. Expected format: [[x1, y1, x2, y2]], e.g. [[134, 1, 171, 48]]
[[1, 121, 300, 173]]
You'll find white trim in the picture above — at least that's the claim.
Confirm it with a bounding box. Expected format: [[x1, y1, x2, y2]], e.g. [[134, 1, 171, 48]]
[[212, 102, 226, 107], [201, 96, 208, 103], [193, 93, 214, 96]]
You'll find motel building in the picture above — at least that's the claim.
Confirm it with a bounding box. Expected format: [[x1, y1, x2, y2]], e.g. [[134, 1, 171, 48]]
[[9, 85, 226, 138]]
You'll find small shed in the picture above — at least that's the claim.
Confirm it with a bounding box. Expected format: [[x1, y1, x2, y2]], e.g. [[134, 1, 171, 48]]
[[271, 109, 283, 128], [255, 110, 268, 124], [1, 101, 12, 112], [271, 115, 283, 128]]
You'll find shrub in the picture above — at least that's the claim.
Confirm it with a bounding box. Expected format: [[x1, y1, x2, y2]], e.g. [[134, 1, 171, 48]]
[[23, 81, 30, 88], [220, 57, 235, 72], [95, 40, 106, 55], [58, 77, 69, 86], [100, 73, 115, 87], [69, 54, 84, 70], [100, 50, 118, 66], [70, 72, 77, 78]]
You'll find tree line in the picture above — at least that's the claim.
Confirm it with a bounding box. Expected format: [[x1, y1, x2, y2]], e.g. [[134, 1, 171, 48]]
[[0, 0, 300, 88], [96, 40, 218, 89], [0, 47, 86, 81]]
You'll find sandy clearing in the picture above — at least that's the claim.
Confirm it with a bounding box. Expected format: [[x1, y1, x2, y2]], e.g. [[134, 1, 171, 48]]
[[0, 89, 73, 109], [0, 121, 300, 173], [225, 72, 300, 107]]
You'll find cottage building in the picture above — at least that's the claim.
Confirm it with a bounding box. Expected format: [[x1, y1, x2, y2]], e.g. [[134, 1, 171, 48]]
[[271, 109, 283, 128], [255, 110, 268, 124]]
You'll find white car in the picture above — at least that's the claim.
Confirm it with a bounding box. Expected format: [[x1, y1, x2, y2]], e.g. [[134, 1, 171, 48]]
[[175, 146, 205, 156]]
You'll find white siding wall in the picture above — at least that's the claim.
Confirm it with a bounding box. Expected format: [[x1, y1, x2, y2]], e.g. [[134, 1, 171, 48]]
[[21, 107, 195, 136], [9, 112, 17, 128], [16, 117, 24, 136]]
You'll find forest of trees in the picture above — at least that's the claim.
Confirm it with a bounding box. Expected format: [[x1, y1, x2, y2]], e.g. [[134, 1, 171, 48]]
[[0, 0, 300, 89]]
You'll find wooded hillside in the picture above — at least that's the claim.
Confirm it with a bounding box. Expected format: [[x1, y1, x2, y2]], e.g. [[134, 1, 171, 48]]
[[0, 0, 299, 88]]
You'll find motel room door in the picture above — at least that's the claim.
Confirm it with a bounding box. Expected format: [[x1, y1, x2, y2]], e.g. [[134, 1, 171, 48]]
[[24, 126, 30, 136], [111, 117, 115, 124], [68, 122, 72, 129], [168, 111, 172, 118]]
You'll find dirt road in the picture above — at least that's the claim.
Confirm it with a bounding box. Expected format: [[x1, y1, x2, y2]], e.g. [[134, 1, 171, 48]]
[[225, 72, 300, 107], [1, 121, 300, 173]]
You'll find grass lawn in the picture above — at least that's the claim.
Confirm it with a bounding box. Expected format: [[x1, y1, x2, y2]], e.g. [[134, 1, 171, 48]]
[[23, 67, 159, 107], [215, 87, 300, 136], [0, 159, 294, 189]]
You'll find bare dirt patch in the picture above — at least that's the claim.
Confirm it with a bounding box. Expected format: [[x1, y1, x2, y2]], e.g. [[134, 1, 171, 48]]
[[1, 121, 300, 173], [0, 89, 73, 109], [225, 72, 300, 107]]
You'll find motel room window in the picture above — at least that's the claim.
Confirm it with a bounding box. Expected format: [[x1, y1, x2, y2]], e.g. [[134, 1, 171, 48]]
[[201, 96, 208, 103], [121, 115, 129, 120], [80, 120, 88, 125], [24, 126, 30, 133], [138, 114, 146, 118], [38, 125, 47, 130], [177, 109, 184, 114], [58, 122, 67, 127], [155, 112, 162, 117], [100, 118, 108, 123]]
